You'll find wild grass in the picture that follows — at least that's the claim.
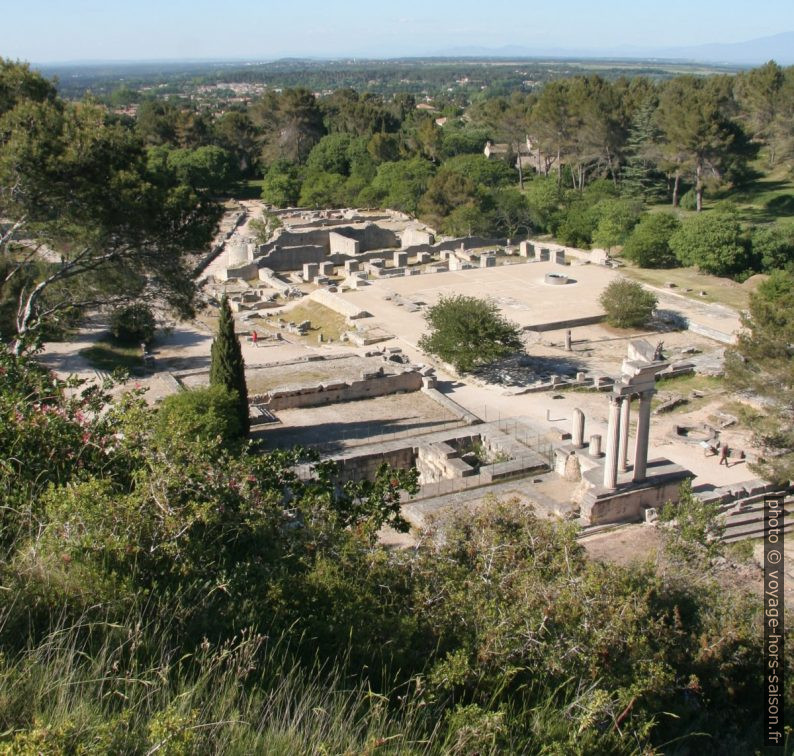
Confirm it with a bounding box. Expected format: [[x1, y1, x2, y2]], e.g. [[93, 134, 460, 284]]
[[619, 264, 752, 311], [0, 610, 438, 754]]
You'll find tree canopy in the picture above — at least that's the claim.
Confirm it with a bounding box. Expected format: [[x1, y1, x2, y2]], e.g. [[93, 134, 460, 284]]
[[0, 58, 219, 348], [725, 269, 794, 482], [418, 295, 523, 372], [622, 212, 681, 268]]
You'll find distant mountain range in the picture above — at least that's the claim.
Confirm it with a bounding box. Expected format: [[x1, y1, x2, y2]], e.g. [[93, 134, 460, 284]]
[[434, 31, 794, 66]]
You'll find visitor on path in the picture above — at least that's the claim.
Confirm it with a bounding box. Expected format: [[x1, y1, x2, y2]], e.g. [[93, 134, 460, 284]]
[[251, 330, 258, 347], [719, 442, 730, 467]]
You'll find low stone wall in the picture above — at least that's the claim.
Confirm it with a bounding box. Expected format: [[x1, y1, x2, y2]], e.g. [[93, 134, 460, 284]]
[[258, 267, 294, 293], [421, 388, 482, 425], [401, 235, 506, 259], [256, 369, 423, 411], [525, 238, 599, 265], [308, 288, 370, 319], [194, 209, 247, 276]]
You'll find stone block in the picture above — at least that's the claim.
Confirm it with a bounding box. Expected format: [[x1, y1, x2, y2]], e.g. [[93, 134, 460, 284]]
[[302, 262, 319, 282]]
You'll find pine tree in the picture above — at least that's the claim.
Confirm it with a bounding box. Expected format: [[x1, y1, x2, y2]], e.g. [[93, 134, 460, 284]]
[[620, 99, 668, 203], [209, 295, 249, 436]]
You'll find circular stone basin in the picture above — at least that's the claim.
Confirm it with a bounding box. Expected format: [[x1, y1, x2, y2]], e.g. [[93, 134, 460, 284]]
[[544, 272, 570, 285]]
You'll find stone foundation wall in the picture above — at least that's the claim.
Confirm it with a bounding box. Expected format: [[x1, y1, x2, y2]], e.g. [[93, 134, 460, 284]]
[[329, 231, 360, 256], [580, 474, 691, 526], [401, 227, 435, 248], [220, 262, 258, 281], [257, 370, 423, 410], [258, 223, 399, 257], [330, 447, 416, 483], [256, 244, 326, 271]]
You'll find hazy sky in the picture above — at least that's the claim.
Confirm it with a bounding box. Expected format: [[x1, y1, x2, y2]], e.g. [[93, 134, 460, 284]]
[[3, 0, 794, 62]]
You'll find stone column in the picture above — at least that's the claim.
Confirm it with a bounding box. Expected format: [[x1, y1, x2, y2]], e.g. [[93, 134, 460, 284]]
[[618, 397, 631, 473], [633, 391, 653, 483], [603, 396, 622, 490], [565, 329, 572, 351], [589, 434, 602, 457], [572, 408, 585, 448]]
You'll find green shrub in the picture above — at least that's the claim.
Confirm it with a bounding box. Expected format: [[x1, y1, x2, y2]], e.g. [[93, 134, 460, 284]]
[[110, 304, 156, 344], [669, 211, 750, 276], [751, 222, 794, 272], [599, 279, 657, 328], [658, 479, 725, 562], [155, 385, 243, 449], [622, 212, 681, 268]]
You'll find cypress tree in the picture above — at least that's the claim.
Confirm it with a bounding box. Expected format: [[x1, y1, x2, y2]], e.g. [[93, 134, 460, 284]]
[[209, 295, 249, 436]]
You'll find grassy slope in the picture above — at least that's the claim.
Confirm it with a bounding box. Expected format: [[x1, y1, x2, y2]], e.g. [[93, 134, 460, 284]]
[[619, 264, 752, 310], [620, 153, 793, 310]]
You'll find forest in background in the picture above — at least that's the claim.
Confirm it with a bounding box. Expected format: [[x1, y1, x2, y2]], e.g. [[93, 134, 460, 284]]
[[76, 57, 794, 285]]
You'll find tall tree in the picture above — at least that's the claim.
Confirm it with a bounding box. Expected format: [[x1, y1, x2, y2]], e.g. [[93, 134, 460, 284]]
[[529, 80, 579, 188], [735, 61, 792, 168], [209, 295, 249, 437], [725, 270, 794, 482], [0, 60, 218, 349], [251, 89, 325, 165], [656, 76, 751, 211], [471, 94, 532, 189], [620, 98, 668, 203]]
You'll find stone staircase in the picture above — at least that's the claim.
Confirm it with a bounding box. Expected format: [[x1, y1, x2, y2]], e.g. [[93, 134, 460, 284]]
[[718, 492, 794, 543]]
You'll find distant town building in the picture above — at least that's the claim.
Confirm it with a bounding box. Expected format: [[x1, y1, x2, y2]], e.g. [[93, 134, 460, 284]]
[[484, 137, 559, 175]]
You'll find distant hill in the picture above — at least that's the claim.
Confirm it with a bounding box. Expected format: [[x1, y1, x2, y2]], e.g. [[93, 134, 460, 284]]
[[435, 31, 794, 66], [654, 32, 794, 65]]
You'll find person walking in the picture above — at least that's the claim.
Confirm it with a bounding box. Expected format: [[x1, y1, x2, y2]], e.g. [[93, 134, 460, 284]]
[[251, 330, 258, 347], [719, 442, 730, 467]]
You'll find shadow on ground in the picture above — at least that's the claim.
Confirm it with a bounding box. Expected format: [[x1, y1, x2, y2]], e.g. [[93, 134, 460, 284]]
[[472, 353, 587, 385], [253, 416, 462, 453]]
